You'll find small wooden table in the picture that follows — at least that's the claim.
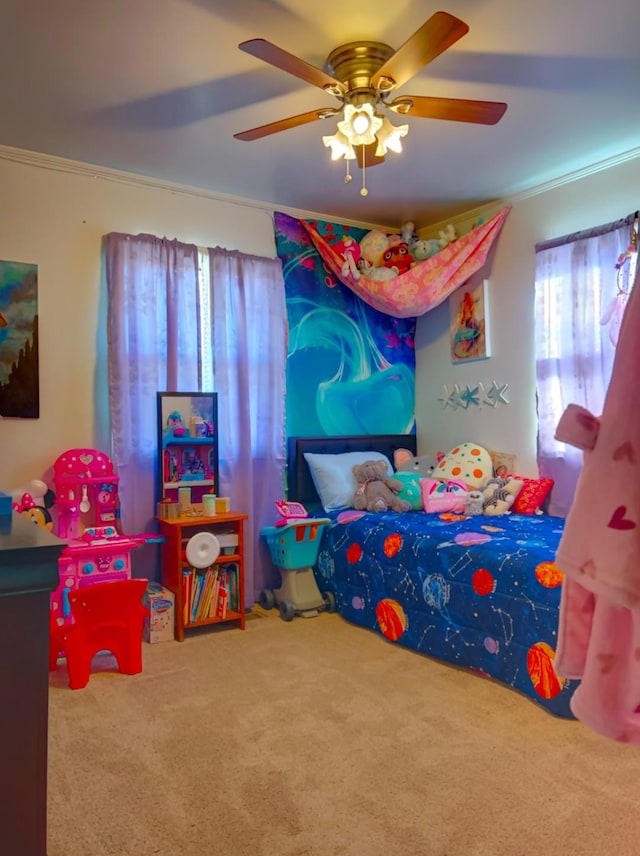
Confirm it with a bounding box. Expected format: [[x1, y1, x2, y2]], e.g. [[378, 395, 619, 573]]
[[156, 510, 247, 641]]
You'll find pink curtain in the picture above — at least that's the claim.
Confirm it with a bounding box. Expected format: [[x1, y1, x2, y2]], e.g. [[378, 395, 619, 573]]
[[534, 214, 636, 516]]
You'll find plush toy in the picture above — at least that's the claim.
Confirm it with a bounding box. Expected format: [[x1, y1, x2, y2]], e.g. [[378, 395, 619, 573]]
[[465, 490, 485, 516], [438, 224, 457, 248], [401, 221, 417, 245], [435, 443, 494, 489], [481, 476, 524, 516], [410, 238, 442, 262], [420, 478, 468, 514], [358, 259, 398, 280], [339, 235, 362, 280], [11, 480, 56, 530], [393, 448, 439, 477], [381, 242, 414, 274], [353, 460, 412, 513], [359, 229, 389, 268]]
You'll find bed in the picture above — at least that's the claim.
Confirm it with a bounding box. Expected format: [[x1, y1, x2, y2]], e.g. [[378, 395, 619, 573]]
[[287, 434, 576, 718]]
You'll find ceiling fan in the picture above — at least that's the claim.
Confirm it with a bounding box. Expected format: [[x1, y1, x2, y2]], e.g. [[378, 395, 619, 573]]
[[234, 11, 507, 170]]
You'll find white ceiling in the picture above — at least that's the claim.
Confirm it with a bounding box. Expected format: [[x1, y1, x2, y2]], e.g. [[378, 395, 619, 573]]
[[2, 0, 639, 228]]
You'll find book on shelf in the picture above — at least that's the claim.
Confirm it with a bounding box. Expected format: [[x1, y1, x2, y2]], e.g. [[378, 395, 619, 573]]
[[183, 568, 192, 626], [181, 562, 239, 624]]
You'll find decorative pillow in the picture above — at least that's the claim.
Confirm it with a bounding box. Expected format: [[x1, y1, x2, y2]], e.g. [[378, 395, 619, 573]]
[[303, 451, 393, 512], [481, 476, 524, 516], [512, 477, 555, 515], [435, 442, 493, 489], [420, 478, 468, 514], [394, 471, 424, 510]]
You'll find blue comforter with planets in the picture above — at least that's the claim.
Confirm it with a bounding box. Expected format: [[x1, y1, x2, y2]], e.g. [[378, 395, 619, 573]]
[[314, 510, 576, 717]]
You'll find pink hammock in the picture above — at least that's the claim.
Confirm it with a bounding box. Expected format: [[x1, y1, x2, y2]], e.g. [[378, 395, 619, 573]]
[[301, 205, 510, 318]]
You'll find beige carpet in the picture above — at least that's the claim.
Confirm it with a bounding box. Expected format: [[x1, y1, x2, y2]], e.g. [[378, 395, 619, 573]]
[[48, 610, 640, 856]]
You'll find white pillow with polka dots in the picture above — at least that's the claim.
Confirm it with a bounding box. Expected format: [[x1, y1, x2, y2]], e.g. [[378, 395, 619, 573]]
[[434, 443, 493, 489]]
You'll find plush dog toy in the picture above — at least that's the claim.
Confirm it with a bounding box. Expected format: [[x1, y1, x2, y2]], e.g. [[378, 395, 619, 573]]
[[353, 460, 412, 513]]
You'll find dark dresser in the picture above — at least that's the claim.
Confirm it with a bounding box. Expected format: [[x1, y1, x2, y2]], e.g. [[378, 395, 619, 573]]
[[0, 511, 63, 856]]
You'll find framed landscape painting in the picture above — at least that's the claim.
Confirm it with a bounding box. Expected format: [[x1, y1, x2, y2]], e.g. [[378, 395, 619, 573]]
[[449, 279, 491, 364], [0, 260, 39, 418]]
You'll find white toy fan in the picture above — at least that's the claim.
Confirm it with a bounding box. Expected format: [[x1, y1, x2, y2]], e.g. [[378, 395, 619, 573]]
[[185, 531, 221, 569]]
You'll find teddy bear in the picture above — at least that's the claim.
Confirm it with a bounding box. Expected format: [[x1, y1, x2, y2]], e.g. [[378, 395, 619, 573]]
[[353, 460, 412, 513]]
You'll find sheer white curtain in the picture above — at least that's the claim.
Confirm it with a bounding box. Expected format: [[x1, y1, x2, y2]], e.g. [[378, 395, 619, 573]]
[[106, 233, 201, 533], [535, 214, 636, 516], [106, 233, 287, 607], [208, 247, 288, 605]]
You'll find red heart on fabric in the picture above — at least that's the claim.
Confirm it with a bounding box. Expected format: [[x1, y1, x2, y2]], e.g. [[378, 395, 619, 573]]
[[598, 653, 617, 675], [613, 442, 635, 463], [608, 506, 636, 530]]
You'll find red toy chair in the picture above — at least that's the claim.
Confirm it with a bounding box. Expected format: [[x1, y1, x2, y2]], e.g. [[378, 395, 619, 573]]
[[50, 579, 149, 689]]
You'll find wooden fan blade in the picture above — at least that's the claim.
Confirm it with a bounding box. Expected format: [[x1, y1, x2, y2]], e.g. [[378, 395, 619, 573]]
[[355, 143, 385, 169], [239, 38, 345, 94], [371, 12, 469, 91], [391, 95, 507, 125], [234, 108, 337, 141]]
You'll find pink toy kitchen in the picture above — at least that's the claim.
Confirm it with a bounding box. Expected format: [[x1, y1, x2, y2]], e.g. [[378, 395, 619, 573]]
[[50, 448, 158, 627]]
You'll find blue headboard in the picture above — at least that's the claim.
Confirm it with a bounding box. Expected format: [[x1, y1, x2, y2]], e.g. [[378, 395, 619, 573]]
[[286, 434, 418, 506]]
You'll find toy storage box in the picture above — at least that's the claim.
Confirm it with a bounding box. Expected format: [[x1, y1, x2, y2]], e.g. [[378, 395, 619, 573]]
[[143, 582, 175, 643]]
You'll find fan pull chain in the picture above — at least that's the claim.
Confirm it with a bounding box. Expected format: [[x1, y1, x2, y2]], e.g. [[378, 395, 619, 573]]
[[344, 159, 352, 184], [360, 145, 368, 197]]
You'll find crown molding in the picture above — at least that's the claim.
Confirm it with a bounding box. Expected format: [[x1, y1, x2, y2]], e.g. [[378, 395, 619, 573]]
[[0, 144, 382, 232], [1, 141, 639, 233], [507, 144, 640, 202]]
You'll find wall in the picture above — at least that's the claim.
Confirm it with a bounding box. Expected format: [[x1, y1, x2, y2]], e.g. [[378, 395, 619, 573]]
[[0, 149, 280, 493], [414, 153, 640, 476], [1, 145, 639, 497]]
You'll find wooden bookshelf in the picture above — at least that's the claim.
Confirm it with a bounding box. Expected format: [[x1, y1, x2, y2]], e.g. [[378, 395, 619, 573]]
[[157, 510, 247, 641]]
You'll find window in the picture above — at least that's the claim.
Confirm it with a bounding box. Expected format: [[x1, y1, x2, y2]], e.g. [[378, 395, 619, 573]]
[[534, 213, 637, 516]]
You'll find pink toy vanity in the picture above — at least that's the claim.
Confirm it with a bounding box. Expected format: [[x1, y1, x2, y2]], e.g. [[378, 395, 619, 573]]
[[50, 448, 155, 627]]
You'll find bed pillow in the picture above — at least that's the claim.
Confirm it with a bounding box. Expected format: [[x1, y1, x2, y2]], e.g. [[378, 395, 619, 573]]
[[512, 477, 555, 515], [434, 442, 493, 489], [304, 451, 394, 512], [393, 471, 424, 510], [420, 478, 468, 514]]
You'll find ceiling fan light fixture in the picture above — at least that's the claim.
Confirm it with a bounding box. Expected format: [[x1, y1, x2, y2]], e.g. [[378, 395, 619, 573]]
[[322, 129, 355, 161], [338, 103, 382, 147], [375, 115, 409, 156]]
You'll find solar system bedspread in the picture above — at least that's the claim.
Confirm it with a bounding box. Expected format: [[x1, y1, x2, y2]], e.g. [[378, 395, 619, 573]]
[[314, 510, 576, 717]]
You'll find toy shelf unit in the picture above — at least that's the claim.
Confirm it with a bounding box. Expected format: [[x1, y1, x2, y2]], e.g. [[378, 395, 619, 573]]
[[157, 511, 247, 641], [157, 391, 219, 507], [50, 448, 158, 629]]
